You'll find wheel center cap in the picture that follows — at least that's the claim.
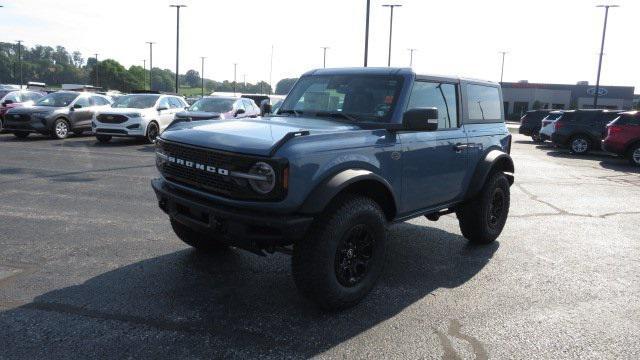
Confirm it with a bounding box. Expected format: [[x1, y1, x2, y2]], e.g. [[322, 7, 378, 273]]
[[346, 249, 354, 258]]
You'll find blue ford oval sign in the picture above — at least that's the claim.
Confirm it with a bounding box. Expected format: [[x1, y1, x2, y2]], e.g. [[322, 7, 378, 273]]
[[587, 87, 608, 96]]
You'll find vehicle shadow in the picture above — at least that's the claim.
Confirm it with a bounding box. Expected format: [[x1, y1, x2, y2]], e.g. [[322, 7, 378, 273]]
[[545, 150, 639, 172], [0, 222, 498, 358]]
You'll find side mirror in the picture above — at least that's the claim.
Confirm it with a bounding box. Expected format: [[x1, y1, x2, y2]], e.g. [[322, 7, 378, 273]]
[[73, 103, 83, 109], [2, 99, 14, 106], [402, 108, 439, 131], [235, 108, 245, 117], [157, 106, 168, 112], [261, 103, 272, 115]]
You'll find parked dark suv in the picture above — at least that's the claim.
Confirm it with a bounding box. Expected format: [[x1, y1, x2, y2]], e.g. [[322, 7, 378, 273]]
[[551, 109, 622, 154], [518, 110, 553, 142], [152, 67, 514, 309]]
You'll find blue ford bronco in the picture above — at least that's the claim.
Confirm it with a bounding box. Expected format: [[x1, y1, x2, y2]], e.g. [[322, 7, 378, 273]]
[[152, 68, 514, 310]]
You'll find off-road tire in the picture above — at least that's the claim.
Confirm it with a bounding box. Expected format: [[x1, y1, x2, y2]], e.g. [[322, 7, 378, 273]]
[[96, 135, 112, 143], [52, 118, 70, 139], [292, 195, 387, 311], [457, 172, 510, 244], [569, 135, 591, 155], [13, 131, 29, 139], [628, 143, 640, 167], [170, 218, 228, 253]]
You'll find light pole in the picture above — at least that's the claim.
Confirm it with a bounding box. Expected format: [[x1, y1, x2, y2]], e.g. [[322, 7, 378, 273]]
[[200, 57, 206, 97], [499, 51, 508, 83], [93, 53, 99, 88], [364, 0, 370, 66], [16, 40, 23, 87], [146, 41, 155, 91], [408, 48, 416, 67], [170, 4, 186, 94], [321, 46, 329, 68], [382, 4, 402, 67], [142, 60, 146, 90], [233, 63, 238, 95], [269, 45, 274, 94], [593, 4, 618, 109]]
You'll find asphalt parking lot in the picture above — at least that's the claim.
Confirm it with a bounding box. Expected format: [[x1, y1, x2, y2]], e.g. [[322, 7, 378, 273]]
[[0, 132, 638, 359]]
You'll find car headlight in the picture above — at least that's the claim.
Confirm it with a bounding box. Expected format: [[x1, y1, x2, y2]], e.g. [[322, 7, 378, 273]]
[[126, 113, 143, 118], [247, 162, 276, 194]]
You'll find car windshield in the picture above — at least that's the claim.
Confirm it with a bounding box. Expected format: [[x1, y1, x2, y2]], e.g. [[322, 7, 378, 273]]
[[279, 74, 403, 123], [35, 92, 79, 107], [188, 98, 235, 113], [111, 94, 160, 109], [0, 90, 12, 100]]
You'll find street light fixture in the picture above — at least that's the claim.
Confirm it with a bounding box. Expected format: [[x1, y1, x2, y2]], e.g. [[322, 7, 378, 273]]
[[321, 46, 330, 68], [200, 56, 206, 97], [408, 48, 416, 67], [593, 4, 619, 109], [499, 51, 508, 83], [169, 4, 187, 94], [382, 4, 402, 67], [146, 41, 155, 91]]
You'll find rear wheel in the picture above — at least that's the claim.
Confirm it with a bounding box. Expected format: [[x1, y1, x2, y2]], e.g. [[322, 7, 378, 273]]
[[531, 134, 543, 143], [52, 118, 70, 139], [457, 172, 510, 244], [96, 135, 112, 143], [569, 135, 591, 155], [292, 195, 387, 310], [628, 143, 640, 167], [146, 122, 159, 143], [170, 218, 228, 253], [13, 131, 29, 139]]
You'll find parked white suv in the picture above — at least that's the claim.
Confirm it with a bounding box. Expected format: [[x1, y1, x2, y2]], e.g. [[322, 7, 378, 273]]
[[92, 93, 187, 143]]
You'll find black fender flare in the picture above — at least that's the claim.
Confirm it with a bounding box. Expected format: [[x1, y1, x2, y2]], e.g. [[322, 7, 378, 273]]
[[299, 169, 398, 219], [464, 149, 514, 200]]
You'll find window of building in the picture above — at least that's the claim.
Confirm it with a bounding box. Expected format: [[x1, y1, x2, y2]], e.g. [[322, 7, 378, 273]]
[[467, 84, 502, 123], [407, 81, 458, 129]]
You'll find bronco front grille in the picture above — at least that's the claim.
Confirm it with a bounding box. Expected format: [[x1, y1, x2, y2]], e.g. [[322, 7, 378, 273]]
[[97, 114, 128, 124], [155, 139, 287, 201]]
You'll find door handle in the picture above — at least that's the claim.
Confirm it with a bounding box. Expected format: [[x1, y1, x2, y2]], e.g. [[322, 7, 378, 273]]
[[453, 143, 469, 153]]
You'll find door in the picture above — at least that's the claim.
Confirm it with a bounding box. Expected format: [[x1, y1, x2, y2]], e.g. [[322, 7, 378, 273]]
[[156, 97, 174, 130], [399, 80, 468, 213], [69, 96, 93, 129]]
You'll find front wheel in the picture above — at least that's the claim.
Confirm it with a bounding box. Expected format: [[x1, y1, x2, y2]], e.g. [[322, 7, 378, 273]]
[[457, 172, 510, 244], [292, 195, 387, 310], [569, 135, 591, 155], [628, 143, 640, 167], [52, 118, 70, 139], [146, 122, 159, 143], [170, 218, 228, 253]]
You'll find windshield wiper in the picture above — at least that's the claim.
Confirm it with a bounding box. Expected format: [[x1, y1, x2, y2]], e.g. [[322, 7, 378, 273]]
[[313, 111, 359, 123], [278, 109, 302, 116]]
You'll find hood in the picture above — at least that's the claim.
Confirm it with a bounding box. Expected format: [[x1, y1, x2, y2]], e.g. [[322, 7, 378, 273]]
[[160, 116, 359, 156], [6, 105, 60, 114], [175, 110, 221, 121]]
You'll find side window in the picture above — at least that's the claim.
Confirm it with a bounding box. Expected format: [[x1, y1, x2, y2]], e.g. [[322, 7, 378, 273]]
[[91, 96, 107, 106], [158, 97, 171, 109], [4, 92, 20, 102], [467, 84, 502, 123], [234, 100, 246, 111], [407, 81, 458, 129], [75, 97, 91, 108], [242, 99, 255, 113], [168, 97, 184, 108], [25, 92, 42, 101]]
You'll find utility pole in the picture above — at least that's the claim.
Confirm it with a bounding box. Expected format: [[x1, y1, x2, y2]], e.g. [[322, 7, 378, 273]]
[[93, 53, 99, 88], [170, 4, 186, 94], [499, 51, 508, 83], [142, 60, 146, 90], [321, 46, 329, 68], [382, 4, 402, 67], [233, 63, 238, 95], [243, 73, 246, 88], [408, 48, 416, 67], [593, 5, 619, 109], [269, 45, 274, 94], [146, 42, 155, 91], [200, 56, 206, 97], [16, 40, 23, 87], [364, 0, 370, 66]]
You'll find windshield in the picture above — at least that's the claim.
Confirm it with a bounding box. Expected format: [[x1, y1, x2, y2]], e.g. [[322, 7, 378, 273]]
[[35, 92, 79, 107], [279, 74, 403, 122], [111, 94, 160, 109], [0, 90, 12, 100], [188, 98, 234, 113]]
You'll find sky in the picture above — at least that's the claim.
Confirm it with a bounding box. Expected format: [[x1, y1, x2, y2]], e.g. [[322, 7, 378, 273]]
[[0, 0, 638, 91]]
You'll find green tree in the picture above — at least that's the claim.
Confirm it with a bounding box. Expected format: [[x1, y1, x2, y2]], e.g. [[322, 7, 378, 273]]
[[184, 69, 200, 88], [275, 78, 298, 95]]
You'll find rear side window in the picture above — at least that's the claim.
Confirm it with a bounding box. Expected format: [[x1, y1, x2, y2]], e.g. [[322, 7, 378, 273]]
[[466, 84, 502, 123], [546, 113, 563, 121], [615, 114, 640, 126]]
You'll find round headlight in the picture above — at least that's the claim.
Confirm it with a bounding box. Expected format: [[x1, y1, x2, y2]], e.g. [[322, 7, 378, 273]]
[[248, 162, 276, 194]]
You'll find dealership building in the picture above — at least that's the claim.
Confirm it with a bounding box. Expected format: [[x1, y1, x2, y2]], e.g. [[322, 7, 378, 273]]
[[501, 81, 635, 119]]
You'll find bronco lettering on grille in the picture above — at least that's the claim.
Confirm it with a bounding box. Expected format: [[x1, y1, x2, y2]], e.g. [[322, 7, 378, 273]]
[[157, 152, 229, 176]]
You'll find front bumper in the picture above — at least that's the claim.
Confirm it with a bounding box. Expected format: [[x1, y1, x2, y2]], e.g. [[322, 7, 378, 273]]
[[93, 118, 146, 137], [4, 115, 50, 133], [602, 139, 624, 155], [151, 178, 313, 249]]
